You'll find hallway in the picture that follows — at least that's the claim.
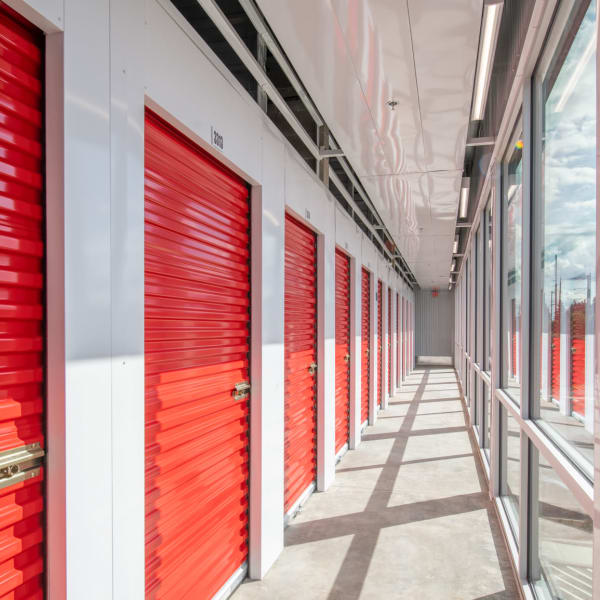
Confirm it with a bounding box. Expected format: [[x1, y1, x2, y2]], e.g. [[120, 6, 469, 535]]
[[234, 367, 520, 600]]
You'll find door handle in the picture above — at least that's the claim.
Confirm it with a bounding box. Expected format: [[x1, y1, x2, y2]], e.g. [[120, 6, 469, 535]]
[[0, 443, 45, 490], [232, 381, 251, 400], [308, 362, 318, 375], [344, 353, 350, 363]]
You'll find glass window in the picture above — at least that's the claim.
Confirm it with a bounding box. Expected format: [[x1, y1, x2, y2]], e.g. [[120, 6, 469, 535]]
[[532, 451, 593, 599], [474, 229, 480, 365], [500, 404, 520, 540], [502, 123, 523, 404], [533, 0, 596, 473], [484, 199, 492, 372]]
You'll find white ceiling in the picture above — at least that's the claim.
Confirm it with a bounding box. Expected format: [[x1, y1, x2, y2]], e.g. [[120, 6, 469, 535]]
[[256, 0, 483, 288]]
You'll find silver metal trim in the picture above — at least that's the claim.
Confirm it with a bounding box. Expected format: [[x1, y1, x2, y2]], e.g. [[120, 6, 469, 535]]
[[211, 562, 248, 600], [284, 481, 316, 527]]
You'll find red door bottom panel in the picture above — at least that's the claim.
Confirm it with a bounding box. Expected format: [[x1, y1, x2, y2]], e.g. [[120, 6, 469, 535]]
[[284, 214, 317, 512], [145, 111, 250, 600]]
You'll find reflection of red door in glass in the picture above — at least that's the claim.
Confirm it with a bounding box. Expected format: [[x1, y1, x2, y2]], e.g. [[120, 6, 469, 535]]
[[511, 299, 517, 378], [570, 301, 585, 417], [551, 298, 560, 402]]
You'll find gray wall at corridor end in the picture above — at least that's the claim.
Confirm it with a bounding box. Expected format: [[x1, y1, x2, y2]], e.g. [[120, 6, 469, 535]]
[[415, 290, 454, 357]]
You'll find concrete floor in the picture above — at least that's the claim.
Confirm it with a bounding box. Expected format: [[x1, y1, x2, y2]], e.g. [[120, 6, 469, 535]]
[[233, 367, 520, 600]]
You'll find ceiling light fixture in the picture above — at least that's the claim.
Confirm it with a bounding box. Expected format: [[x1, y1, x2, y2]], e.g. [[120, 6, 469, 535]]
[[471, 0, 504, 121], [453, 234, 459, 254], [451, 259, 457, 272], [458, 177, 470, 220]]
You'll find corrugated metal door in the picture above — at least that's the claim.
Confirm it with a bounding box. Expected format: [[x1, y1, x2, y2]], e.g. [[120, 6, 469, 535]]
[[387, 288, 391, 394], [396, 292, 399, 386], [0, 7, 45, 599], [284, 214, 317, 512], [570, 301, 585, 416], [360, 269, 370, 424], [334, 249, 350, 454], [402, 297, 405, 381], [377, 280, 382, 408], [145, 111, 250, 599]]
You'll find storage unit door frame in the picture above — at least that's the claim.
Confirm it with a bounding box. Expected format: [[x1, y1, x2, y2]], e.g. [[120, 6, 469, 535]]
[[360, 268, 370, 425], [284, 213, 318, 513], [334, 249, 351, 455], [144, 110, 251, 600], [0, 8, 46, 599]]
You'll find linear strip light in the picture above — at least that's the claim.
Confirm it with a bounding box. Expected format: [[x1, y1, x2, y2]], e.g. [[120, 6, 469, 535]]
[[471, 0, 504, 121], [458, 177, 471, 220], [452, 234, 459, 254]]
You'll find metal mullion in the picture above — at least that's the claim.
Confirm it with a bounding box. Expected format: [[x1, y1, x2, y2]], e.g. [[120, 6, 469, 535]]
[[594, 2, 600, 597], [477, 225, 485, 441], [518, 79, 533, 581]]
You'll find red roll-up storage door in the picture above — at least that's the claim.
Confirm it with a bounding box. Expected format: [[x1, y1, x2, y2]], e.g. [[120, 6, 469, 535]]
[[377, 280, 382, 408], [335, 250, 350, 454], [284, 214, 317, 512], [396, 292, 399, 387], [360, 269, 370, 424], [0, 7, 45, 600], [570, 301, 585, 417], [402, 297, 405, 381], [387, 287, 392, 394], [145, 111, 250, 600]]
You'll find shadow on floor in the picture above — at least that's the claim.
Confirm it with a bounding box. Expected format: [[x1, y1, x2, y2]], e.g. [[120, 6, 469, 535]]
[[233, 367, 520, 600]]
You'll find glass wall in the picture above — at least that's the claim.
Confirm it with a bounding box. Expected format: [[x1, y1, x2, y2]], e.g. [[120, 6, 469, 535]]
[[533, 0, 596, 476], [454, 2, 597, 598], [532, 451, 593, 599], [502, 122, 523, 405], [500, 404, 520, 540]]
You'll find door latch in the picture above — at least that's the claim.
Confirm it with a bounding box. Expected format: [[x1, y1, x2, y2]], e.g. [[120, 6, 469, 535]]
[[232, 382, 251, 401], [308, 362, 318, 375], [344, 353, 350, 363], [0, 443, 45, 490]]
